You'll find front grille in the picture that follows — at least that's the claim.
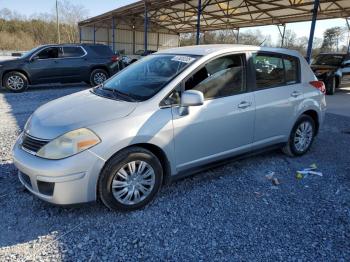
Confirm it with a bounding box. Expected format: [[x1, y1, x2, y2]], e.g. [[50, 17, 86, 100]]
[[20, 172, 32, 188], [22, 133, 49, 153]]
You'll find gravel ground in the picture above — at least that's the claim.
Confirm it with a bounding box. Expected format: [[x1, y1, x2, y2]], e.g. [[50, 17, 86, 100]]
[[0, 85, 349, 261]]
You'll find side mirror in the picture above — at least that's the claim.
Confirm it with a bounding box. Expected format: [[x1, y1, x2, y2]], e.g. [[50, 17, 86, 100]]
[[181, 90, 204, 107], [179, 90, 204, 116]]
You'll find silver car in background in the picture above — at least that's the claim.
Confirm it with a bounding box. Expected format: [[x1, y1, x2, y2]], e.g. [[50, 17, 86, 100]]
[[13, 45, 326, 211]]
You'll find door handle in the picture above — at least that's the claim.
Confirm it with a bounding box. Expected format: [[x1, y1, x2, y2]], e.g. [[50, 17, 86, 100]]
[[238, 101, 252, 109], [291, 91, 302, 98]]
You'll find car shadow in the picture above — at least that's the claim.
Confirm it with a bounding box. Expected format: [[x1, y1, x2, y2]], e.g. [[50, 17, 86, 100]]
[[0, 82, 89, 93]]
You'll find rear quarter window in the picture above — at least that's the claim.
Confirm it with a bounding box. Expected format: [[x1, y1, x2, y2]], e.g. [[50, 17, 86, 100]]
[[88, 45, 114, 56], [63, 47, 85, 58]]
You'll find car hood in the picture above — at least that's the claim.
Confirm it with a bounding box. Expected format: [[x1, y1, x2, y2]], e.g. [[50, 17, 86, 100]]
[[0, 57, 22, 65], [25, 90, 137, 139]]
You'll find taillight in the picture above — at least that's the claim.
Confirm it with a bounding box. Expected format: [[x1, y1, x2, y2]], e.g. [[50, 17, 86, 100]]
[[111, 55, 120, 62], [309, 81, 326, 94]]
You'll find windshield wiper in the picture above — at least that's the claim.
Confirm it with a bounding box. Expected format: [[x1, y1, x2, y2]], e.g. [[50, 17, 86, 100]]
[[102, 87, 138, 102]]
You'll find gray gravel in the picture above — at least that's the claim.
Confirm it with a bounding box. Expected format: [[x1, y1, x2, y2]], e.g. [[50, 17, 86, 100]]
[[0, 84, 349, 261]]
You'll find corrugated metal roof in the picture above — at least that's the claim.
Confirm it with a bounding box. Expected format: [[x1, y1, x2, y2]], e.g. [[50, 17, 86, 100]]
[[79, 0, 350, 33]]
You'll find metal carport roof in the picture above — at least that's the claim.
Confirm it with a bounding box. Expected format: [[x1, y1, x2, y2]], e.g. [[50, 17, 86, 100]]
[[78, 0, 350, 62], [79, 0, 350, 33]]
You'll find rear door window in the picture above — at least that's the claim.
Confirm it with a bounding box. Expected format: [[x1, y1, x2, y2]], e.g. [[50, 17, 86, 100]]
[[63, 47, 85, 58], [253, 54, 284, 89], [253, 53, 300, 89]]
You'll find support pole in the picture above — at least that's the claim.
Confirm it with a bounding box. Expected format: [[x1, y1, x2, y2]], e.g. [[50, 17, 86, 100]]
[[277, 24, 286, 48], [306, 0, 320, 64], [133, 25, 136, 54], [93, 24, 96, 44], [196, 0, 202, 45], [112, 17, 116, 52], [107, 28, 110, 48], [156, 32, 160, 50], [144, 0, 148, 53], [79, 27, 82, 43], [236, 28, 240, 44]]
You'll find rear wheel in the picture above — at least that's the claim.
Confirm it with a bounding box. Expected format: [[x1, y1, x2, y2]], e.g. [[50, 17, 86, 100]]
[[90, 69, 108, 87], [335, 76, 341, 89], [98, 147, 163, 211], [4, 71, 28, 92], [282, 115, 316, 157], [326, 77, 336, 95]]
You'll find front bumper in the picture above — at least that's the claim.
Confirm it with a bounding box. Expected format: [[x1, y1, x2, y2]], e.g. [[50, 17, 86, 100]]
[[12, 138, 105, 205]]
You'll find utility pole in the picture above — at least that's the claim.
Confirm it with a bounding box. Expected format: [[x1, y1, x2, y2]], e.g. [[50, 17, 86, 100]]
[[56, 0, 60, 44]]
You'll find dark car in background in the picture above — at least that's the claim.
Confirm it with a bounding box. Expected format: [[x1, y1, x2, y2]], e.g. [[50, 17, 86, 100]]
[[0, 44, 122, 92], [311, 53, 350, 95]]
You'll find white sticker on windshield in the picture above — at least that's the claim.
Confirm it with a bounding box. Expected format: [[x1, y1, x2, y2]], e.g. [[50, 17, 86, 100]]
[[171, 56, 195, 64]]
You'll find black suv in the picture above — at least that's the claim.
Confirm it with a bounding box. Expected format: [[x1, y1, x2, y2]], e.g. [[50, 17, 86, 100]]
[[0, 44, 122, 92], [311, 53, 350, 95]]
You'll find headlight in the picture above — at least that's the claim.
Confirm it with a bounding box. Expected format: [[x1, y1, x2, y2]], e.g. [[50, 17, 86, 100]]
[[36, 128, 101, 160], [24, 114, 32, 131]]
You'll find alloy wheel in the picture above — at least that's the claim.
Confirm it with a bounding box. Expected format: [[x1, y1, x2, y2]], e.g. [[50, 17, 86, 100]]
[[94, 72, 107, 85], [293, 121, 313, 152], [7, 76, 24, 90]]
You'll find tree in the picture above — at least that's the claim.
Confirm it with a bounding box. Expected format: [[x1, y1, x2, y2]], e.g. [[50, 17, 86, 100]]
[[239, 29, 269, 46], [56, 0, 89, 43], [321, 26, 346, 52], [0, 2, 88, 51]]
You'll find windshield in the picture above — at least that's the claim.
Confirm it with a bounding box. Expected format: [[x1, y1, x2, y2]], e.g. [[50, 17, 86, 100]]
[[313, 54, 344, 66], [101, 54, 199, 101]]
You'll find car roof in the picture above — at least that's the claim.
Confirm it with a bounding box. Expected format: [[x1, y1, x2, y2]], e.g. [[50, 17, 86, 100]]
[[38, 43, 108, 48], [157, 44, 301, 57], [317, 53, 346, 56]]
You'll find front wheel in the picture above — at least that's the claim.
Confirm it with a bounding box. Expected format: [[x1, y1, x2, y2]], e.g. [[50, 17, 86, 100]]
[[282, 115, 316, 157], [4, 71, 28, 92], [90, 69, 108, 87], [98, 147, 163, 211]]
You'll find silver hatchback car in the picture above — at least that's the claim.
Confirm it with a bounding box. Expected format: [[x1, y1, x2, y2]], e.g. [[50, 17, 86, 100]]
[[13, 45, 326, 211]]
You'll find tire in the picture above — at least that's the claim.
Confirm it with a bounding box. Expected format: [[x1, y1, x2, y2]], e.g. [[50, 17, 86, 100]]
[[326, 77, 336, 95], [98, 147, 163, 211], [90, 69, 108, 87], [282, 115, 316, 157], [335, 76, 341, 89], [3, 71, 28, 93]]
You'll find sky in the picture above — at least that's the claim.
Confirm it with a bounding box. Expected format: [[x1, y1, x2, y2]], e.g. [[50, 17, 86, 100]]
[[0, 0, 348, 45]]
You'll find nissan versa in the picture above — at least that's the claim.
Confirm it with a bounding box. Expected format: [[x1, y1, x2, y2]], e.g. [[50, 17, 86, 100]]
[[13, 45, 326, 211]]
